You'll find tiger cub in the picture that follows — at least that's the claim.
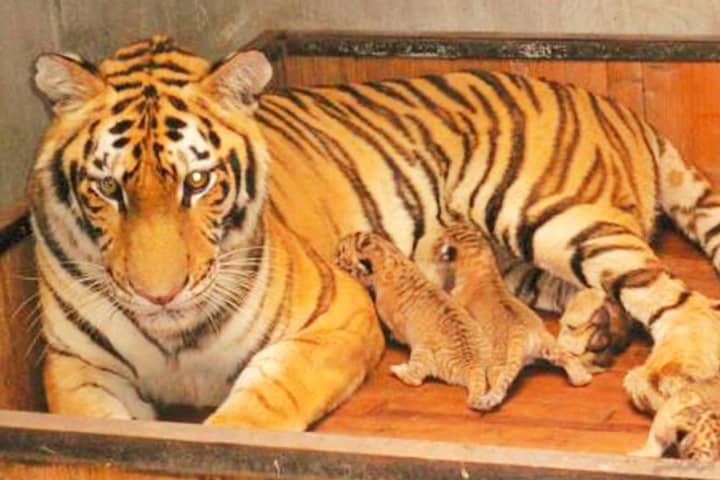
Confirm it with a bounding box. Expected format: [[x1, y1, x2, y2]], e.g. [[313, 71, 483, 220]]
[[336, 231, 590, 411], [631, 376, 720, 462], [433, 224, 592, 401]]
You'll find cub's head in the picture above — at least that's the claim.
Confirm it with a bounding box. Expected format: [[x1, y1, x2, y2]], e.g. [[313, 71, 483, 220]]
[[29, 36, 272, 330], [335, 232, 401, 288], [432, 223, 493, 291]]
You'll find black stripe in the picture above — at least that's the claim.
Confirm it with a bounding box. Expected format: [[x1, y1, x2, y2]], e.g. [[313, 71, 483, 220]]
[[113, 81, 143, 92], [466, 84, 500, 215], [517, 83, 577, 261], [388, 78, 461, 134], [314, 85, 414, 142], [112, 96, 139, 114], [107, 61, 190, 78], [109, 120, 134, 135], [469, 71, 526, 235], [243, 137, 257, 200], [115, 46, 150, 61], [364, 80, 417, 108], [52, 147, 72, 206], [568, 222, 636, 286], [405, 114, 452, 179], [260, 99, 390, 239], [703, 223, 720, 245], [608, 267, 665, 303], [423, 74, 476, 112], [512, 73, 542, 113], [310, 95, 425, 255], [49, 284, 138, 378], [167, 95, 188, 111], [165, 116, 187, 129], [227, 148, 242, 196], [589, 94, 641, 214], [160, 78, 189, 87]]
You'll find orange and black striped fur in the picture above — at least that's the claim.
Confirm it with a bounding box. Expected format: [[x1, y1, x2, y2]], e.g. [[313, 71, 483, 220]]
[[29, 36, 720, 433]]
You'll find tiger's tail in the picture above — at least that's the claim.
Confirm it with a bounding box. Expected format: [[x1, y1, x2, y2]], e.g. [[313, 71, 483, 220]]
[[655, 135, 720, 274]]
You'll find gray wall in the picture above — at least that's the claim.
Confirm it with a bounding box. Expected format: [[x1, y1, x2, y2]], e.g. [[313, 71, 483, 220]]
[[2, 0, 719, 208]]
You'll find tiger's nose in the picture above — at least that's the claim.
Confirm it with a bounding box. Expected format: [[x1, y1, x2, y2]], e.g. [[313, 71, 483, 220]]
[[131, 276, 188, 305]]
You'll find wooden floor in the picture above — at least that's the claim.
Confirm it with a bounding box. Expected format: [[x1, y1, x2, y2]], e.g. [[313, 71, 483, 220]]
[[309, 226, 720, 455]]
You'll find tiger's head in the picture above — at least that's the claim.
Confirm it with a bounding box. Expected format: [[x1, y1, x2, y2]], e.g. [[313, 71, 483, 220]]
[[29, 36, 272, 334]]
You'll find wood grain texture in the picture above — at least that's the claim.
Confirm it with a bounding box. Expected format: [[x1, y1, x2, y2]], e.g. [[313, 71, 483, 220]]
[[0, 239, 43, 412], [1, 409, 719, 480]]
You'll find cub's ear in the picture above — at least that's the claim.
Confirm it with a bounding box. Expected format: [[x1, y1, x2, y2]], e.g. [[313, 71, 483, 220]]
[[201, 50, 272, 111], [34, 53, 105, 114]]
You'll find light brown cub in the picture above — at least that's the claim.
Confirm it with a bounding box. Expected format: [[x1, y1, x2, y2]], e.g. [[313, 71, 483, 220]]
[[631, 376, 720, 462], [336, 232, 496, 410], [336, 231, 589, 411], [433, 224, 592, 407]]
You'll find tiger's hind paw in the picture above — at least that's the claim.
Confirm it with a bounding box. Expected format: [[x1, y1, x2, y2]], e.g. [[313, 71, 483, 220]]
[[558, 291, 630, 371]]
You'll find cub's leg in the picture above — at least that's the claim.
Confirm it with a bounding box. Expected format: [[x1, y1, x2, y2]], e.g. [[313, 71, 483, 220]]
[[470, 326, 526, 411], [44, 349, 155, 420], [537, 331, 593, 386], [206, 280, 384, 431], [390, 348, 433, 386], [527, 212, 720, 413]]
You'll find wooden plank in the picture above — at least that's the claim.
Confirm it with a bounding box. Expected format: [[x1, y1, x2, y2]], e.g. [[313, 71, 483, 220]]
[[0, 463, 193, 480], [0, 410, 718, 479], [0, 239, 43, 412], [643, 62, 720, 186], [279, 31, 720, 61]]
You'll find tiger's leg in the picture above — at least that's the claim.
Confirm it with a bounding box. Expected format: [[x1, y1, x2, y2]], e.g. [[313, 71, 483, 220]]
[[206, 283, 384, 431], [499, 250, 630, 367], [528, 212, 720, 414], [655, 138, 720, 274], [44, 349, 155, 420]]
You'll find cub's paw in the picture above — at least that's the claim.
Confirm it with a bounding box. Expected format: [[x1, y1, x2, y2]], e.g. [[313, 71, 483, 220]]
[[390, 362, 425, 386], [565, 361, 593, 387], [468, 390, 504, 412], [558, 289, 630, 371]]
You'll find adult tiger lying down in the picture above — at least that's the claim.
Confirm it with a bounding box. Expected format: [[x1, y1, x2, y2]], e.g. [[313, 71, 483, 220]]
[[29, 36, 720, 448]]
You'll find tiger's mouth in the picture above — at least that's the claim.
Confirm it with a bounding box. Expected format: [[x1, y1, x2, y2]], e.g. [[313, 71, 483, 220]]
[[112, 262, 219, 320]]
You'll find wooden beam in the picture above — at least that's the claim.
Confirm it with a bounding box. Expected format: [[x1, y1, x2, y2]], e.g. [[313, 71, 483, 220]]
[[0, 410, 717, 479]]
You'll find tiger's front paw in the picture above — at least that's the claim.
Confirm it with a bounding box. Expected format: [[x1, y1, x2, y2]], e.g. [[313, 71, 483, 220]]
[[558, 289, 630, 371], [624, 299, 720, 414]]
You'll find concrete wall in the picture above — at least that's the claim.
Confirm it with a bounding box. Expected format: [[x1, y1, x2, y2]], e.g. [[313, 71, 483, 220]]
[[2, 0, 719, 207]]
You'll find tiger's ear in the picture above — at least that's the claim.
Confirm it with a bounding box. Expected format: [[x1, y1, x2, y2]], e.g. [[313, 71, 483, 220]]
[[34, 53, 105, 114], [201, 50, 272, 112]]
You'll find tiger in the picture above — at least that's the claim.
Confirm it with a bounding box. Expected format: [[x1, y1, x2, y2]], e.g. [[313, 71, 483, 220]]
[[29, 36, 720, 440]]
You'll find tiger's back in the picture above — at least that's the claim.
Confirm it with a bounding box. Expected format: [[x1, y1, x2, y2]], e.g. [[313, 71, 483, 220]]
[[261, 69, 662, 265]]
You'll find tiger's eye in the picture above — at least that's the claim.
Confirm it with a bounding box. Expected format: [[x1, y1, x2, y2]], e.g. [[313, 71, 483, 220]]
[[98, 176, 119, 198], [184, 170, 210, 193]]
